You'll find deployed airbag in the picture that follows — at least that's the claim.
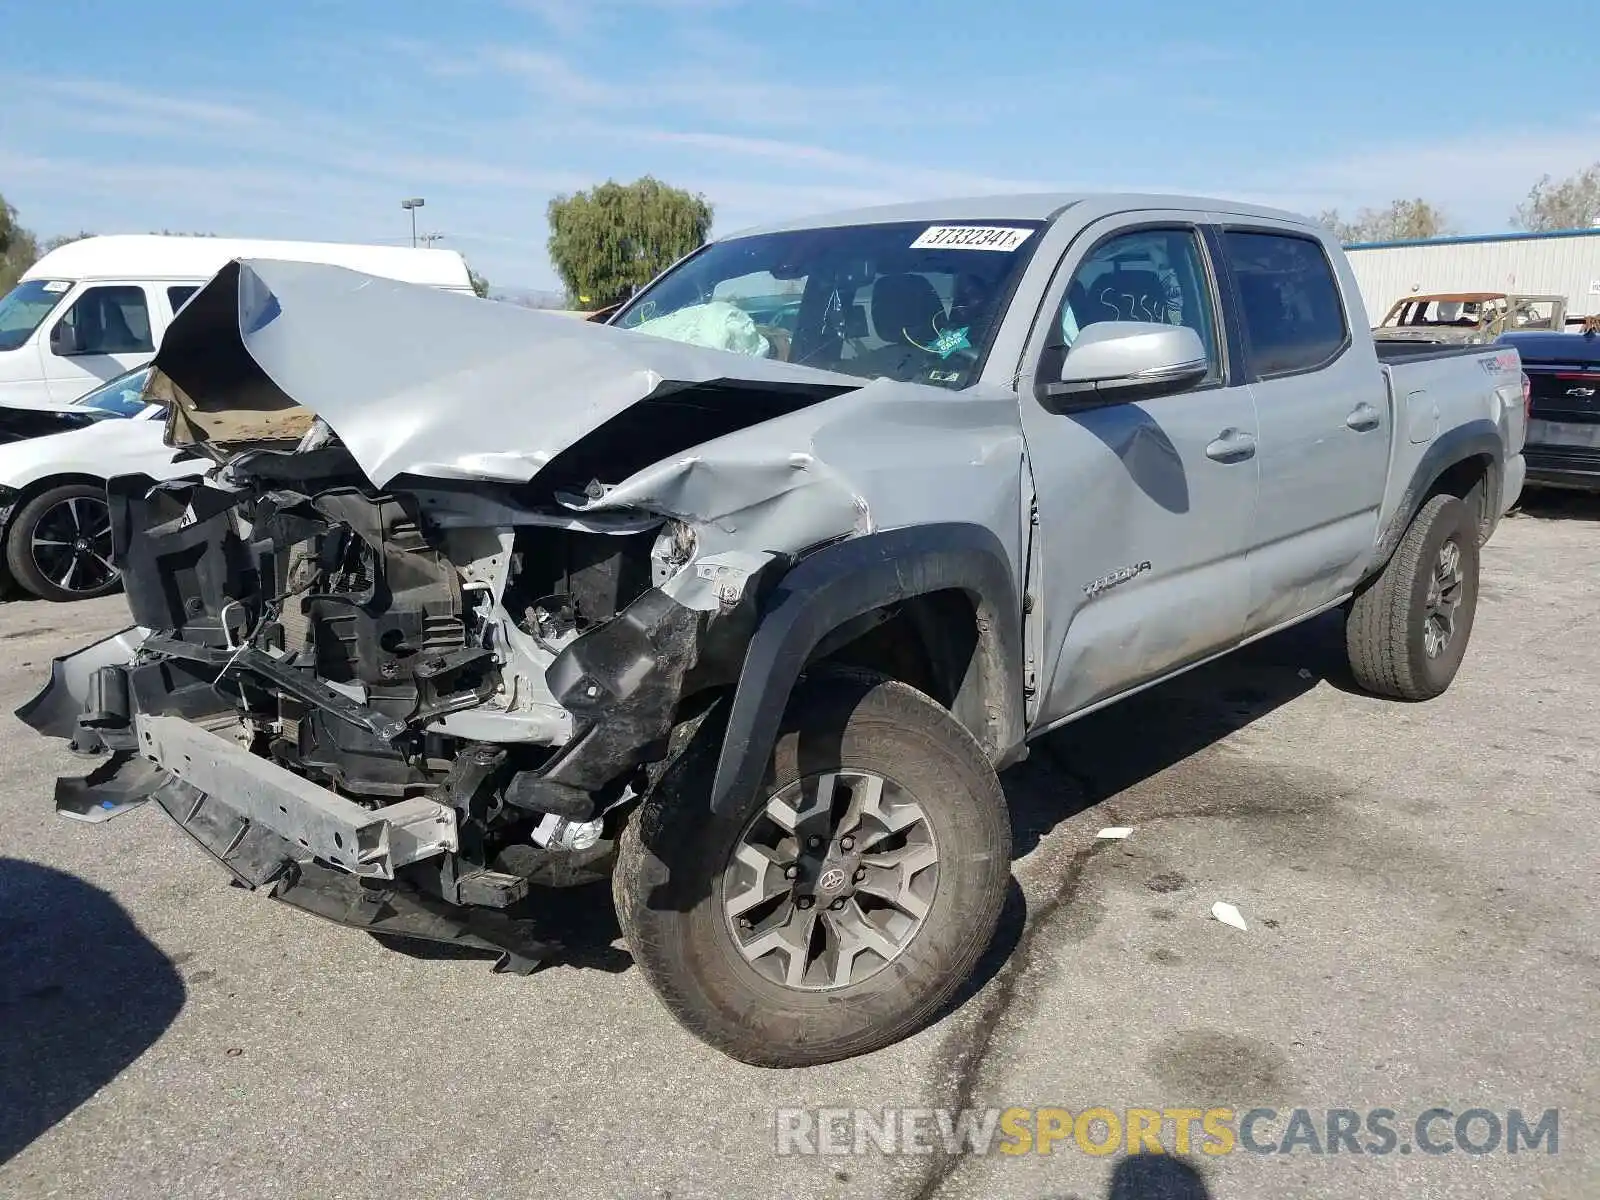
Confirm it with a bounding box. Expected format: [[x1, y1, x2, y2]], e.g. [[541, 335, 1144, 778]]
[[633, 300, 773, 359]]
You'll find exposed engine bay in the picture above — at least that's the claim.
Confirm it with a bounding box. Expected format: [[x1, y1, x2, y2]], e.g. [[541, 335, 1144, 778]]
[[42, 434, 784, 965]]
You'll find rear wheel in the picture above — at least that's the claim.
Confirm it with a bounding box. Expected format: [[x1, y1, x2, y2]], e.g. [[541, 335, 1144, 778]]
[[1346, 493, 1479, 700], [4, 483, 121, 602], [615, 669, 1010, 1066]]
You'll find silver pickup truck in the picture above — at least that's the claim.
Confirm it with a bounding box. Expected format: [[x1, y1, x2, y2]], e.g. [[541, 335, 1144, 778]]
[[21, 194, 1527, 1067]]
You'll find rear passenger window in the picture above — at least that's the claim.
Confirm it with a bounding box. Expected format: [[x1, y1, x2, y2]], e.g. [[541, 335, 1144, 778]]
[[1225, 232, 1348, 376], [167, 285, 198, 313]]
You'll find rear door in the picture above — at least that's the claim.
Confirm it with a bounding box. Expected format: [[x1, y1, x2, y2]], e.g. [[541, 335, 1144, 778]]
[[1218, 226, 1392, 636], [43, 282, 159, 402], [1018, 215, 1260, 725]]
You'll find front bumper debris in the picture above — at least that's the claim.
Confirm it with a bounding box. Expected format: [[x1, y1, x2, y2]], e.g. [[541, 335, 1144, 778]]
[[146, 773, 556, 973], [137, 713, 457, 880]]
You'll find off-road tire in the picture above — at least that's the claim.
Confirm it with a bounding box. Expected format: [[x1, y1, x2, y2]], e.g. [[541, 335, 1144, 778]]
[[614, 668, 1011, 1067], [4, 482, 121, 602], [1346, 493, 1479, 700]]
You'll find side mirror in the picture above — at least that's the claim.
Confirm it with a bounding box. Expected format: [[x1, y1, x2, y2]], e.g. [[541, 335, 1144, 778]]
[[49, 320, 83, 357], [1040, 321, 1208, 410]]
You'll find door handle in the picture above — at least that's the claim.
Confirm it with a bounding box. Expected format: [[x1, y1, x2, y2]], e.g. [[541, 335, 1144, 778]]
[[1345, 403, 1381, 432], [1204, 428, 1256, 462]]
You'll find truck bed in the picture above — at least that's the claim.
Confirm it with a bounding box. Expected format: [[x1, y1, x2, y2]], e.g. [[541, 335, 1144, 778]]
[[1372, 339, 1526, 550]]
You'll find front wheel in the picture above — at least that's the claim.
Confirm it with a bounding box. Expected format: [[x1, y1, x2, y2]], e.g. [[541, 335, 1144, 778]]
[[4, 482, 121, 602], [615, 669, 1011, 1066], [1345, 493, 1480, 700]]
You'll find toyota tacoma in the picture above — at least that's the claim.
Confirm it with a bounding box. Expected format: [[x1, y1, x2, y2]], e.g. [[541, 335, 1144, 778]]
[[21, 194, 1527, 1066]]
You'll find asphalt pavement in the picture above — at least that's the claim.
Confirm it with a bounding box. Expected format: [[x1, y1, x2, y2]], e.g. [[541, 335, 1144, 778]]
[[1, 493, 1596, 1200]]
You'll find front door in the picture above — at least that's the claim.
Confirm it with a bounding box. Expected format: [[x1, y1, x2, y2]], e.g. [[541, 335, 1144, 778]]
[[43, 283, 158, 402], [1018, 218, 1261, 728]]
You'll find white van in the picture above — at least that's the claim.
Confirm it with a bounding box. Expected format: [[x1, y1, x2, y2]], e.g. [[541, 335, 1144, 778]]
[[0, 235, 476, 410]]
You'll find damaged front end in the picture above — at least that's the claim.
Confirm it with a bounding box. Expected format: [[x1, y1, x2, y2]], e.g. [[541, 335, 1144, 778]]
[[16, 259, 851, 970], [22, 450, 782, 968]]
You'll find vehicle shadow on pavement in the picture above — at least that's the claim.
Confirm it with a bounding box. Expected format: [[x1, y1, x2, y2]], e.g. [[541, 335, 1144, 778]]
[[1513, 488, 1600, 521], [370, 880, 633, 974], [938, 615, 1344, 1020], [1006, 612, 1341, 855], [1041, 1153, 1214, 1199], [0, 858, 186, 1165], [1100, 1152, 1213, 1199]]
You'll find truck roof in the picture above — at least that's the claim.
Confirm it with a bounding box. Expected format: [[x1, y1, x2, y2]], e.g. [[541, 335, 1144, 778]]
[[22, 234, 474, 291], [725, 192, 1315, 239]]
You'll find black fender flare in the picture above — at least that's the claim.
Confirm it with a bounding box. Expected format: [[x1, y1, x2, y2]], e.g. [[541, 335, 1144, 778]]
[[1371, 419, 1503, 570], [708, 523, 1025, 816]]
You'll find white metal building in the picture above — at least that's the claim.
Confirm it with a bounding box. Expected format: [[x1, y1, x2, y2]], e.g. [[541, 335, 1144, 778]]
[[1344, 227, 1600, 325]]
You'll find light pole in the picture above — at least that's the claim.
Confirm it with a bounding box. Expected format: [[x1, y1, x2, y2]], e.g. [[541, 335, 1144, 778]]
[[400, 197, 425, 248]]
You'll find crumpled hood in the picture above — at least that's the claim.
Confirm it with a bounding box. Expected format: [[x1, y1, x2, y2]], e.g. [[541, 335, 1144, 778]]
[[152, 259, 861, 488]]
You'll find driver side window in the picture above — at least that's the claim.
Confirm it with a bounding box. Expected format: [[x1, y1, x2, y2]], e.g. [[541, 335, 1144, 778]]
[[1058, 229, 1221, 384], [53, 285, 154, 356]]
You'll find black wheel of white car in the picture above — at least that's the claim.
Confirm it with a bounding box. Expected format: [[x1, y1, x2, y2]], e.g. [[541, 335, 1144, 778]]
[[5, 483, 121, 602], [1345, 493, 1479, 701], [614, 668, 1011, 1067]]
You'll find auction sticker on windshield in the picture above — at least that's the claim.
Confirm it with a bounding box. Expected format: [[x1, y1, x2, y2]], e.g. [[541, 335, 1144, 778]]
[[911, 226, 1035, 251]]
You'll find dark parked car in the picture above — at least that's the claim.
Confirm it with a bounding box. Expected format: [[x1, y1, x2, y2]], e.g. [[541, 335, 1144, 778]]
[[1500, 327, 1600, 491]]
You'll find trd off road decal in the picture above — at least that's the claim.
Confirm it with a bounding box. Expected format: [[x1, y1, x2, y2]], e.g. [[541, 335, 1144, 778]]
[[1083, 561, 1152, 598]]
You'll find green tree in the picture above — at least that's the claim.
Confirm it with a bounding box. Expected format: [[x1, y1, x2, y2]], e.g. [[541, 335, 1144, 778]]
[[1319, 199, 1453, 244], [546, 176, 712, 309], [0, 194, 40, 294], [1513, 163, 1600, 232], [468, 266, 490, 299], [46, 231, 94, 252]]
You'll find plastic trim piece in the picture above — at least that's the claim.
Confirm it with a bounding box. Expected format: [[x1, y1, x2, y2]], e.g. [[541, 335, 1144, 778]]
[[708, 523, 1023, 816]]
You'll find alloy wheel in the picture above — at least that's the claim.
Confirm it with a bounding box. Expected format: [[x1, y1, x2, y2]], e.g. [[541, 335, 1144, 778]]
[[30, 495, 118, 597], [1422, 538, 1463, 659], [721, 769, 939, 991]]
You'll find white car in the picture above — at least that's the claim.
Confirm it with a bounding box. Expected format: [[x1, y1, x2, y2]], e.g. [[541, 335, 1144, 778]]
[[0, 366, 203, 601]]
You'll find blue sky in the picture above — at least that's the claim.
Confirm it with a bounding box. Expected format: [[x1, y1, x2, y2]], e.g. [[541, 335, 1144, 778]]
[[3, 0, 1597, 290]]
